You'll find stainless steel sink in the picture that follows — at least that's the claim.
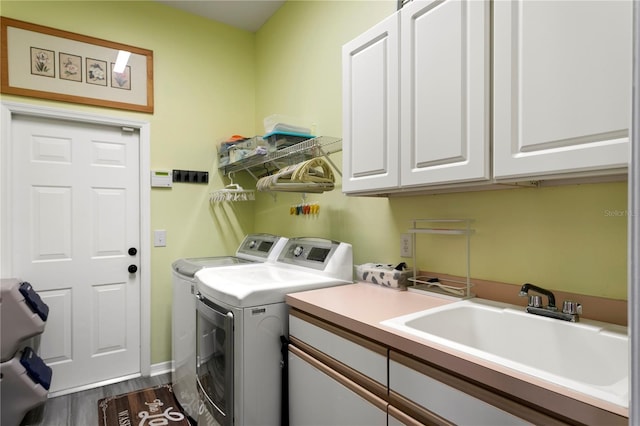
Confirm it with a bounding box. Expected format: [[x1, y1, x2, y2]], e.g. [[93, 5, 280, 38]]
[[380, 298, 629, 407]]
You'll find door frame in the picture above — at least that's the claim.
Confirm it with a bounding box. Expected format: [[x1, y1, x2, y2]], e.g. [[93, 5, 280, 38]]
[[0, 100, 151, 378]]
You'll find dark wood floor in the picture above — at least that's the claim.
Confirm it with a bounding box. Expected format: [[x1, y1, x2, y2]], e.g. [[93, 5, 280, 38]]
[[20, 372, 172, 426]]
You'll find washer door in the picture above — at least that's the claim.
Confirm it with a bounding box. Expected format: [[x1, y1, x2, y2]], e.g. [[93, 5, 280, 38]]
[[196, 296, 234, 426]]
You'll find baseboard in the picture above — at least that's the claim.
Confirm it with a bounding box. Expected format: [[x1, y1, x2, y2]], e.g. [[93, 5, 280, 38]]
[[150, 360, 173, 377]]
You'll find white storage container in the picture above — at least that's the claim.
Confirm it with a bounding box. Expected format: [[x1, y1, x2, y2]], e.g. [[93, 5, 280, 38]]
[[0, 279, 49, 362], [0, 347, 52, 426]]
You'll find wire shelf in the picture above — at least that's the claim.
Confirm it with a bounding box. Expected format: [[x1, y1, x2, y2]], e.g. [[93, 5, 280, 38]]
[[219, 136, 342, 177]]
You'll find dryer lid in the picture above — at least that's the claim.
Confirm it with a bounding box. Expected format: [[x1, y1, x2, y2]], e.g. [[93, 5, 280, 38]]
[[172, 256, 254, 277], [196, 263, 351, 307]]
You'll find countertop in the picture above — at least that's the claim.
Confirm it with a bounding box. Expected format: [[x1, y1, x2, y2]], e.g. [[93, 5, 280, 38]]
[[285, 282, 628, 422]]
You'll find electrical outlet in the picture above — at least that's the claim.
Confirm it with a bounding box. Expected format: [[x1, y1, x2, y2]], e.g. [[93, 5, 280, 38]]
[[400, 233, 412, 258]]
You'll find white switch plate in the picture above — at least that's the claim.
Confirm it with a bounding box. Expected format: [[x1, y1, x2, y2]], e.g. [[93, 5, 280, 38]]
[[154, 229, 167, 247], [400, 233, 412, 258]]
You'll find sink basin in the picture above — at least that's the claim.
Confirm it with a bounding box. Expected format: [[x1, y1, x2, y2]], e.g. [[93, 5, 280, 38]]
[[381, 298, 629, 407]]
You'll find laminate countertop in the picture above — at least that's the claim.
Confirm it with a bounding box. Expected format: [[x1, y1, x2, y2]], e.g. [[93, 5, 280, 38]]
[[285, 282, 628, 424]]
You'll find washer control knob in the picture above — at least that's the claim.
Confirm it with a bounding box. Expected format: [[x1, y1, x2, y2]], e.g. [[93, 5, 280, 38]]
[[248, 240, 257, 249], [293, 246, 304, 257]]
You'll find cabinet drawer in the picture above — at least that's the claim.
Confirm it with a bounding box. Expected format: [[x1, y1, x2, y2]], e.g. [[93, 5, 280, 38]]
[[390, 351, 544, 426], [289, 346, 388, 426], [289, 311, 387, 385]]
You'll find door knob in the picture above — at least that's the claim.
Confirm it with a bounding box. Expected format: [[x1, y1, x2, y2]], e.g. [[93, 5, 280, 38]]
[[128, 247, 137, 256], [128, 265, 138, 274]]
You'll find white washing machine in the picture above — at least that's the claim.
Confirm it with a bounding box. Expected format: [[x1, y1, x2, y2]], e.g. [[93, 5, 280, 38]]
[[194, 237, 353, 426], [171, 234, 287, 421]]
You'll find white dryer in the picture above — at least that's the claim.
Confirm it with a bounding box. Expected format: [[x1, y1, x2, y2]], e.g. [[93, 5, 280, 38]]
[[194, 237, 353, 426], [171, 234, 287, 421]]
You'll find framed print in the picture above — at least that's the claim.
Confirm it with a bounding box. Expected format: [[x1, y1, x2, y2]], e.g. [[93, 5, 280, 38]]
[[30, 47, 55, 77], [86, 58, 107, 86], [59, 52, 81, 82], [111, 63, 131, 90], [1, 17, 154, 113]]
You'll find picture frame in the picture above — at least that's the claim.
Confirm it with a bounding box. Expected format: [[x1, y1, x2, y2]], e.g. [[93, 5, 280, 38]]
[[86, 58, 108, 86], [110, 63, 131, 90], [1, 17, 154, 113], [59, 52, 82, 82], [30, 47, 55, 78]]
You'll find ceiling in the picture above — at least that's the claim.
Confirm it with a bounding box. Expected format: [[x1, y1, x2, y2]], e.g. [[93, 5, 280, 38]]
[[155, 0, 286, 32]]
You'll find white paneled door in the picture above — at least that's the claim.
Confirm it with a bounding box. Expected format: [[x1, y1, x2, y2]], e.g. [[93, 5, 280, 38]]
[[10, 114, 141, 394]]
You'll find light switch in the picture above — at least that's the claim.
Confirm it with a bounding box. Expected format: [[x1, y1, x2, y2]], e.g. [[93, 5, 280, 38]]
[[154, 229, 166, 247]]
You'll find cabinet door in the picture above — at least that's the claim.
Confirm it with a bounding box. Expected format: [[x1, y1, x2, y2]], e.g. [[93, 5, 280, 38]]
[[342, 13, 400, 193], [400, 0, 490, 187], [289, 313, 387, 385], [288, 347, 388, 426], [493, 0, 631, 180], [389, 357, 530, 426]]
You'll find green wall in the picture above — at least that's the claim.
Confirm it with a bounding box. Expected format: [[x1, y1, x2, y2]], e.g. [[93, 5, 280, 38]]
[[1, 0, 628, 367], [253, 0, 627, 299], [0, 0, 258, 364]]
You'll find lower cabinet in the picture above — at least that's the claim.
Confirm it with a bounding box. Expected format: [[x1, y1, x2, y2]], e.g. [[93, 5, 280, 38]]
[[288, 310, 572, 426], [288, 347, 388, 425], [288, 310, 388, 425], [389, 351, 567, 426]]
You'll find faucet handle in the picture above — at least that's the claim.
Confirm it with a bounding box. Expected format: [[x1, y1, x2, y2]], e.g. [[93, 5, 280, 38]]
[[528, 295, 543, 308], [562, 300, 582, 315]]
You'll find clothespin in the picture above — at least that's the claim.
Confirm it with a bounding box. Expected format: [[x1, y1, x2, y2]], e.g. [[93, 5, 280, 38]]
[[289, 200, 320, 216]]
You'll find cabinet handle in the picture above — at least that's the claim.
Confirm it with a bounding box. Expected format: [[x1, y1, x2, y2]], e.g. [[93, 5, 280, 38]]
[[388, 404, 433, 426], [388, 390, 454, 426], [289, 345, 388, 412]]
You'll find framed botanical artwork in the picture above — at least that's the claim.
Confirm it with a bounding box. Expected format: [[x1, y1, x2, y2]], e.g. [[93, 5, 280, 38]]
[[1, 17, 154, 113], [30, 47, 55, 77], [59, 52, 81, 82], [86, 58, 107, 86], [111, 63, 131, 90]]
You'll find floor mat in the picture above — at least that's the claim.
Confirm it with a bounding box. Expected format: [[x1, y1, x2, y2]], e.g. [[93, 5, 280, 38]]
[[97, 383, 190, 426]]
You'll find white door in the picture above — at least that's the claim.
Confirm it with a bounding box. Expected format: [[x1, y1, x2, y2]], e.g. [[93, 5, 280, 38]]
[[9, 113, 141, 394], [342, 12, 400, 194], [400, 0, 490, 187], [493, 0, 631, 180]]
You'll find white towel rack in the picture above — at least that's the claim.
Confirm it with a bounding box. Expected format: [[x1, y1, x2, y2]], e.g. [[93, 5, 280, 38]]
[[210, 174, 255, 203]]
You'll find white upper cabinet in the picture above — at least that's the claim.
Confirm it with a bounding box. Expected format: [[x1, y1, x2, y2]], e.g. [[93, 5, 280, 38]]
[[493, 0, 632, 180], [342, 13, 400, 193], [342, 0, 631, 195], [400, 0, 490, 187]]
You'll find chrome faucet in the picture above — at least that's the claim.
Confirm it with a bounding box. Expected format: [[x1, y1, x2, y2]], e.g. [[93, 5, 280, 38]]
[[518, 283, 582, 322]]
